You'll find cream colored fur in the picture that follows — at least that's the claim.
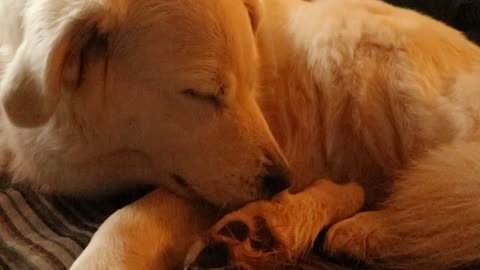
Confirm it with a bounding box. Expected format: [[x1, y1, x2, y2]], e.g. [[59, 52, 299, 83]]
[[0, 0, 287, 205], [1, 0, 480, 269]]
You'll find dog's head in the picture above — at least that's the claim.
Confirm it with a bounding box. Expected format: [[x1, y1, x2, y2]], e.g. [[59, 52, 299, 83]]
[[0, 0, 289, 206]]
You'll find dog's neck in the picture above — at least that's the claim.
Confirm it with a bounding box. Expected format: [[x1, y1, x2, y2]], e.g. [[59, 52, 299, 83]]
[[256, 0, 329, 190]]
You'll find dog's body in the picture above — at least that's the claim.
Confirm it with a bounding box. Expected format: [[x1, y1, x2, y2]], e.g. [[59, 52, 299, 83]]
[[1, 0, 480, 269]]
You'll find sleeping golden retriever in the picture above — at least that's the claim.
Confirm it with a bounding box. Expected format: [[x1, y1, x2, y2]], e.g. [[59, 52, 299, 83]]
[[1, 0, 480, 269]]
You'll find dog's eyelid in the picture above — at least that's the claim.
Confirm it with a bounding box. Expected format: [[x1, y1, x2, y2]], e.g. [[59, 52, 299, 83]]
[[182, 89, 223, 107], [182, 88, 210, 98]]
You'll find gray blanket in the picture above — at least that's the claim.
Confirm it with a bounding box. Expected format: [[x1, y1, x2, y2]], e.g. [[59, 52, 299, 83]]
[[0, 178, 148, 270]]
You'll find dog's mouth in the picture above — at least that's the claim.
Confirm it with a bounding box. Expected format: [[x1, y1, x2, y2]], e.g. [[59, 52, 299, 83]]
[[169, 173, 220, 207], [171, 173, 191, 190], [170, 173, 202, 199], [169, 173, 246, 212]]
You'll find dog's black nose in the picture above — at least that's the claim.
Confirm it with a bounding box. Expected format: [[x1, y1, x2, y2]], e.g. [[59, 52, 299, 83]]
[[260, 165, 290, 199]]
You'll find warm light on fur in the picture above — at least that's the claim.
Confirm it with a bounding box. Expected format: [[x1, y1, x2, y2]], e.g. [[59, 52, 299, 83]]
[[1, 0, 480, 269], [0, 0, 287, 207]]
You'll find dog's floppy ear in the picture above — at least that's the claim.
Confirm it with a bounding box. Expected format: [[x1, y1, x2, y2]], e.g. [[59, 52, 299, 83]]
[[242, 0, 263, 33], [0, 1, 127, 128]]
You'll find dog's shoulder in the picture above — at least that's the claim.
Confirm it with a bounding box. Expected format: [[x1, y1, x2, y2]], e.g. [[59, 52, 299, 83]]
[[274, 0, 480, 175], [287, 0, 480, 77]]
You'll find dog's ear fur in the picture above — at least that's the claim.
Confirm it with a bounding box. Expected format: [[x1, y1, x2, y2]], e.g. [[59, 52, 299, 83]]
[[242, 0, 263, 33], [0, 1, 127, 128]]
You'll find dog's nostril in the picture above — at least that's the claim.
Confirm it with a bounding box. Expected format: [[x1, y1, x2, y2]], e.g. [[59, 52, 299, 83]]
[[260, 165, 290, 199]]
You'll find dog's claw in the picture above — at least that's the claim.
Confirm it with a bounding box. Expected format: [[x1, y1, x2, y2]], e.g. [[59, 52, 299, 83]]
[[184, 239, 207, 269], [185, 239, 233, 270]]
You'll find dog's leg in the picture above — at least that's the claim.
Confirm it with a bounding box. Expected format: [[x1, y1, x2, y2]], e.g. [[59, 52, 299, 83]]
[[323, 210, 391, 261], [323, 141, 480, 270], [70, 189, 216, 270], [185, 179, 365, 269]]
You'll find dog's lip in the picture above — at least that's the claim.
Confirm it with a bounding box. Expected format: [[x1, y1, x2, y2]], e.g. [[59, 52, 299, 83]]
[[170, 173, 204, 200], [169, 173, 224, 209], [168, 173, 259, 213], [171, 173, 190, 189]]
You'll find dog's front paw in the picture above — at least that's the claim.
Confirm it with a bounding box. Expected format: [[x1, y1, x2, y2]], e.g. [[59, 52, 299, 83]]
[[184, 191, 327, 270], [184, 202, 290, 270]]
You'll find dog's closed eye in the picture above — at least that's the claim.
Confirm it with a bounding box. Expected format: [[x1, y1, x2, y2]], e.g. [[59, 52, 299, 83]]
[[182, 89, 223, 108]]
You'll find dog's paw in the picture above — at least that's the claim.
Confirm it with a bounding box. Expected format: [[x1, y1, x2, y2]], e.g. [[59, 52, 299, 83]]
[[322, 212, 386, 261], [184, 191, 327, 270], [184, 201, 291, 270], [184, 180, 366, 270]]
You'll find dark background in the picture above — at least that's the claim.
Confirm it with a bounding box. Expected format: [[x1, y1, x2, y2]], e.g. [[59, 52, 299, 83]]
[[385, 0, 480, 44]]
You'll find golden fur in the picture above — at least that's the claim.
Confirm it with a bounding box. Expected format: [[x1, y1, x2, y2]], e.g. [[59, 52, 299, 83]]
[[0, 0, 288, 206], [1, 0, 480, 269]]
